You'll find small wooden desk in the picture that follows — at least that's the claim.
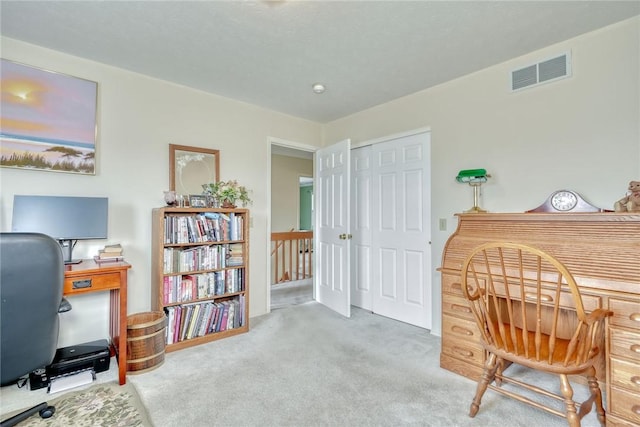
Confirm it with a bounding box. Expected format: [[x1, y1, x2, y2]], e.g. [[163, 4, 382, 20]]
[[63, 259, 131, 385]]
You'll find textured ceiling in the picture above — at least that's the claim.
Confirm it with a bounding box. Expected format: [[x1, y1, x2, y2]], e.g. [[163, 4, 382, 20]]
[[1, 1, 639, 123]]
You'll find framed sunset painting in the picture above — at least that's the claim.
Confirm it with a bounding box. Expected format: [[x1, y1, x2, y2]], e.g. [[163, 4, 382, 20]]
[[0, 59, 98, 175]]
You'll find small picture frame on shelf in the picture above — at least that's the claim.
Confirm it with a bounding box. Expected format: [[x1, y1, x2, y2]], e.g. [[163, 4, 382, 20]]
[[188, 195, 207, 208]]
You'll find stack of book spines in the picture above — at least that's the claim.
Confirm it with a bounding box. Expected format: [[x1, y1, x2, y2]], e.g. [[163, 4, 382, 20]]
[[164, 294, 245, 344], [163, 212, 244, 244], [95, 244, 124, 262]]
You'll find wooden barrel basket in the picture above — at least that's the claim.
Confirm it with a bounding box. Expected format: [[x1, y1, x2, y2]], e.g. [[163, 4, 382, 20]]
[[126, 311, 166, 374]]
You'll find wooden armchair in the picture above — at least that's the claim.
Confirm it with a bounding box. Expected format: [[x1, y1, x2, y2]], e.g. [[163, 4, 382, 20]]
[[460, 242, 611, 427]]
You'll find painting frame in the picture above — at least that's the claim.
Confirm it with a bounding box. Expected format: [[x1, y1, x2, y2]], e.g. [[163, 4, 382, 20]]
[[0, 58, 99, 175], [169, 144, 220, 196]]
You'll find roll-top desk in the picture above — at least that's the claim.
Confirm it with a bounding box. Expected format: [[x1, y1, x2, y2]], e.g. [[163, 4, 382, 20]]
[[439, 213, 640, 426]]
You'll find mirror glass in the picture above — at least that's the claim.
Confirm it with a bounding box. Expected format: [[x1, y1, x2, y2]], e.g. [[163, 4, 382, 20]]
[[169, 144, 220, 195]]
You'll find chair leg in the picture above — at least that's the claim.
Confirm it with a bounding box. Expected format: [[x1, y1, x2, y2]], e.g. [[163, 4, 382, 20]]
[[470, 352, 498, 418], [559, 374, 580, 427], [494, 358, 505, 386], [585, 367, 606, 426]]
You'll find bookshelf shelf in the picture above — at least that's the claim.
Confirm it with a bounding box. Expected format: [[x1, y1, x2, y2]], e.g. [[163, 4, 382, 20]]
[[151, 207, 249, 353]]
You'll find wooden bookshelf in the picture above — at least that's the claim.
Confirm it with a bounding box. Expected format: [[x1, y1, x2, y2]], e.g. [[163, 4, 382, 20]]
[[151, 207, 249, 352]]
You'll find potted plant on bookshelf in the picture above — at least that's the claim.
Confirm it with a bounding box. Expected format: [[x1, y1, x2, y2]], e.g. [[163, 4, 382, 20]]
[[202, 180, 252, 208]]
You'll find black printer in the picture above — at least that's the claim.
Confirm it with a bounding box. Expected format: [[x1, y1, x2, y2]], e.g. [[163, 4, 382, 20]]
[[30, 339, 111, 390], [48, 339, 111, 377]]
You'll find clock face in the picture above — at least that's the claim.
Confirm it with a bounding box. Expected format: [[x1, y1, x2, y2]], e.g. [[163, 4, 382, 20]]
[[551, 190, 578, 211]]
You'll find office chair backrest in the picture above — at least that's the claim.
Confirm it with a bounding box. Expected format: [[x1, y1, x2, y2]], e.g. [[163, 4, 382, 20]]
[[0, 232, 64, 385]]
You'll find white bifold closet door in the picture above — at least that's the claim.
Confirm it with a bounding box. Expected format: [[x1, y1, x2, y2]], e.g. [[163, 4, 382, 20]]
[[351, 132, 432, 329]]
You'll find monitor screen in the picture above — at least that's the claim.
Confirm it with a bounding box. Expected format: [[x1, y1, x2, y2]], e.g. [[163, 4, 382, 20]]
[[12, 195, 108, 263]]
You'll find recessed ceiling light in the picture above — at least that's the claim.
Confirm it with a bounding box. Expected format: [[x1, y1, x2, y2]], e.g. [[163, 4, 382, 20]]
[[312, 83, 326, 94]]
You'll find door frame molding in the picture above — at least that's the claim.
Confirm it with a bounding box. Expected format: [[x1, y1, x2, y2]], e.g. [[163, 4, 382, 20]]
[[267, 137, 318, 313]]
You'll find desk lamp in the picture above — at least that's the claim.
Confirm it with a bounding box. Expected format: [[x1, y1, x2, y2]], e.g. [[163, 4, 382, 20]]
[[456, 168, 491, 213]]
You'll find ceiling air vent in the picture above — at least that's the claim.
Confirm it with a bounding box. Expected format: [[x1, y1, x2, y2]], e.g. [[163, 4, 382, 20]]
[[511, 52, 571, 92]]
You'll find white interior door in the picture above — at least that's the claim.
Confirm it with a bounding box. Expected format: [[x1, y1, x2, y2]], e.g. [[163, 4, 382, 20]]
[[350, 146, 372, 310], [314, 139, 351, 317], [371, 132, 431, 328]]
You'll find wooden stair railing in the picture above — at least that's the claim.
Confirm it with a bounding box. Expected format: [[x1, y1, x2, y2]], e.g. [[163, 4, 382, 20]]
[[271, 230, 313, 285]]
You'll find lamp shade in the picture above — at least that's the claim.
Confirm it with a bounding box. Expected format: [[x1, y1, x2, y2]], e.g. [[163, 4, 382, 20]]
[[456, 168, 488, 183]]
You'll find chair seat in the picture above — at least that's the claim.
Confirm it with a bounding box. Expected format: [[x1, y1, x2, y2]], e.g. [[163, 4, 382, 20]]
[[483, 323, 598, 375]]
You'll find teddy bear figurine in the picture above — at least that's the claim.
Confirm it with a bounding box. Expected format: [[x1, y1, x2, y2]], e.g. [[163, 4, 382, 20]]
[[614, 180, 640, 212]]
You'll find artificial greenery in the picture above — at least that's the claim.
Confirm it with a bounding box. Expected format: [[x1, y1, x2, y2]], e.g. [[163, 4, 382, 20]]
[[202, 180, 252, 207]]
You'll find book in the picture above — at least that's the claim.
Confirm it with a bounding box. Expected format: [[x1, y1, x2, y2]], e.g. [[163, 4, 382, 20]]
[[103, 244, 123, 253], [165, 307, 175, 344], [179, 305, 193, 342], [227, 302, 235, 330], [219, 302, 229, 332], [97, 251, 123, 259], [93, 255, 124, 263], [186, 304, 201, 339], [173, 306, 182, 344], [209, 303, 221, 333], [226, 243, 244, 266]]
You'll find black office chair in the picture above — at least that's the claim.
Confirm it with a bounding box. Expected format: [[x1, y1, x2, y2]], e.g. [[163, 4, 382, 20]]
[[0, 232, 71, 426]]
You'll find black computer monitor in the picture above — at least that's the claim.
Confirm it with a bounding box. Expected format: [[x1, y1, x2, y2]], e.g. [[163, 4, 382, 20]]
[[11, 195, 108, 264]]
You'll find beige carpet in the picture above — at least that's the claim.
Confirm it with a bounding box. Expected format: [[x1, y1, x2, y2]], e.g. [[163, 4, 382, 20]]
[[1, 381, 151, 426], [2, 300, 604, 426], [128, 301, 602, 427]]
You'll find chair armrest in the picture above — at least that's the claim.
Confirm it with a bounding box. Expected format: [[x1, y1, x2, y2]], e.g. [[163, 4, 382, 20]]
[[585, 308, 612, 324], [58, 298, 72, 313]]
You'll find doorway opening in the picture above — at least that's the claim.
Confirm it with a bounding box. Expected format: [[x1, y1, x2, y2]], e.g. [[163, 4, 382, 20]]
[[269, 139, 316, 311]]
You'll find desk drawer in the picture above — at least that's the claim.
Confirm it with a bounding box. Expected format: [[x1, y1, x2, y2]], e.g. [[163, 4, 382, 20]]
[[605, 413, 640, 427], [610, 357, 640, 393], [610, 328, 640, 362], [609, 298, 640, 331], [441, 334, 484, 367], [442, 274, 464, 297], [609, 386, 640, 424], [442, 294, 474, 321], [64, 272, 120, 294], [443, 314, 480, 342]]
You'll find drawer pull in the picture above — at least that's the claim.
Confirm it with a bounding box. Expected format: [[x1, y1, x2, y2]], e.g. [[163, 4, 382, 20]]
[[631, 344, 640, 354], [451, 304, 472, 314], [451, 326, 473, 336], [525, 292, 552, 302], [633, 405, 640, 416], [72, 279, 92, 289], [630, 313, 640, 322], [452, 347, 473, 358], [451, 283, 462, 291], [631, 376, 640, 386]]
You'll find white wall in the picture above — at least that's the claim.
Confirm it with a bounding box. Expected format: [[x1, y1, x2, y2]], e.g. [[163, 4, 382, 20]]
[[0, 37, 322, 347], [323, 17, 640, 336]]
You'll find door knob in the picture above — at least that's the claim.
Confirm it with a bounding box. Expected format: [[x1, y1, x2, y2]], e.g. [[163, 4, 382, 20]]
[[339, 234, 353, 240]]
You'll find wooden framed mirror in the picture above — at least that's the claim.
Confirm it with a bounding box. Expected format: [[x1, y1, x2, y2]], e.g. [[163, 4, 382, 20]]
[[169, 144, 220, 195]]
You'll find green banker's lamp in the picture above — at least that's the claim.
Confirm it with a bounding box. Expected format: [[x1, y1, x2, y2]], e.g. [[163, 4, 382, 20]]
[[456, 168, 491, 213]]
